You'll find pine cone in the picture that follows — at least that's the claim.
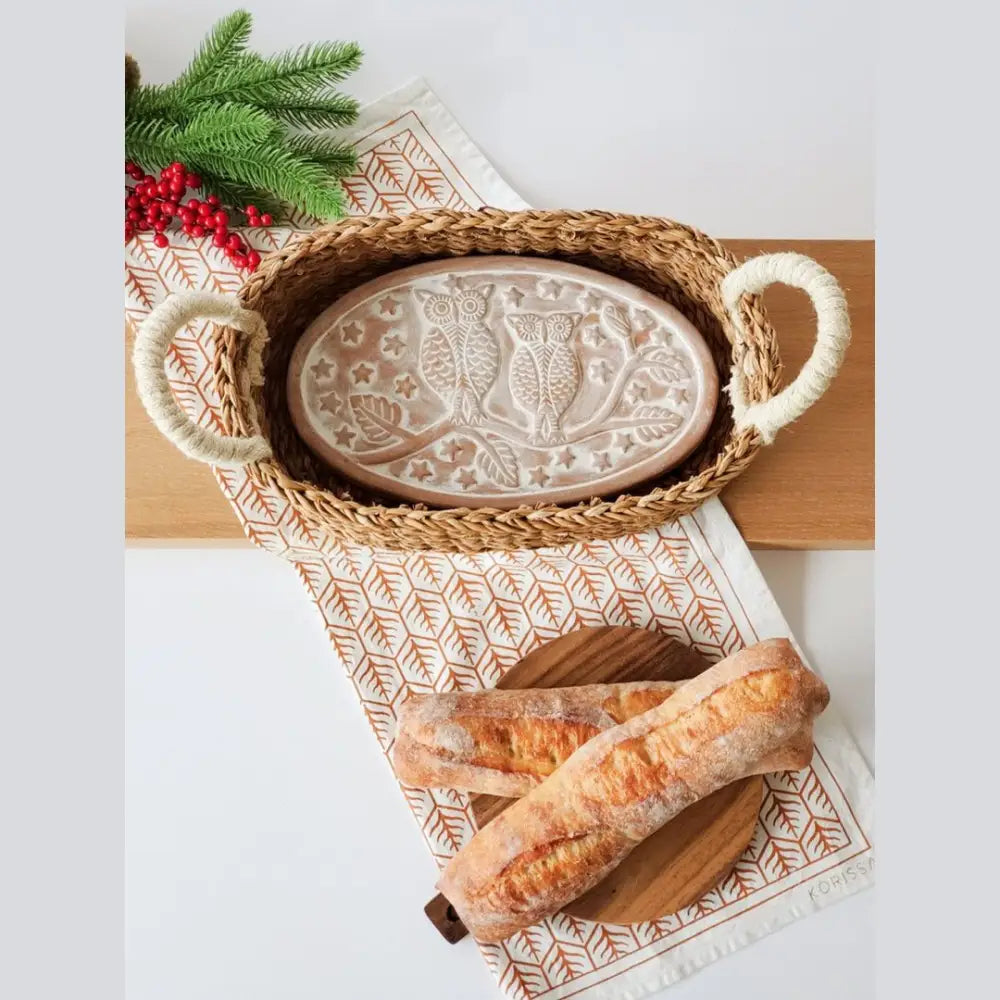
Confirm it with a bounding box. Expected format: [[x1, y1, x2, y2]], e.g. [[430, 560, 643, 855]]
[[125, 54, 140, 95]]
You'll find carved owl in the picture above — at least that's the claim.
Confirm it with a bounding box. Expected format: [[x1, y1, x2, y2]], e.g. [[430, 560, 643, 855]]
[[415, 284, 498, 424], [506, 312, 583, 445]]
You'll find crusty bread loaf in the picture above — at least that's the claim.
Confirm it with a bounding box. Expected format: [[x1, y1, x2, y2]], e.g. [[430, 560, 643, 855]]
[[393, 683, 815, 797], [436, 639, 829, 942]]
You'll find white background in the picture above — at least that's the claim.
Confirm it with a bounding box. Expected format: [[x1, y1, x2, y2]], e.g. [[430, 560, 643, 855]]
[[125, 4, 874, 998]]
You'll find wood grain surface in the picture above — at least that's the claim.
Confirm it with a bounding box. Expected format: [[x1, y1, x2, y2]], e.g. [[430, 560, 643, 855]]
[[424, 626, 763, 941], [125, 239, 874, 548]]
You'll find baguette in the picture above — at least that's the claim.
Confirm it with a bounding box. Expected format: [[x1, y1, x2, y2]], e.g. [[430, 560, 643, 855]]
[[436, 638, 829, 942], [393, 683, 814, 797]]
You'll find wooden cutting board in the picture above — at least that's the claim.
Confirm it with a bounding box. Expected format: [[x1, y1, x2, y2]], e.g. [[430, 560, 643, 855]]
[[424, 626, 763, 942]]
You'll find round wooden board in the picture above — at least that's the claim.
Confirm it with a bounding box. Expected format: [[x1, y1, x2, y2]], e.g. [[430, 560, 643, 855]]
[[469, 626, 762, 925]]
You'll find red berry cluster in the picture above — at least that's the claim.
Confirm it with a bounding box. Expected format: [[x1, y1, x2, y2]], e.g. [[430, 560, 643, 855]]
[[124, 160, 272, 273]]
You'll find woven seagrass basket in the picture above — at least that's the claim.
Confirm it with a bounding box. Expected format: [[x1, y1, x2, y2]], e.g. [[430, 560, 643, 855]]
[[134, 209, 850, 553]]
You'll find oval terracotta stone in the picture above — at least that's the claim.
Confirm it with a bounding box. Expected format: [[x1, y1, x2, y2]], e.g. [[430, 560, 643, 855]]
[[287, 256, 719, 509]]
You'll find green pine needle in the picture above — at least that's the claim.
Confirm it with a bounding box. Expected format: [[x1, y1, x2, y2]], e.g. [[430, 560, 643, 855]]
[[195, 173, 284, 221], [185, 42, 363, 105], [182, 103, 279, 153], [193, 141, 347, 219], [125, 104, 278, 163], [285, 134, 357, 175], [257, 92, 359, 130], [171, 9, 253, 91]]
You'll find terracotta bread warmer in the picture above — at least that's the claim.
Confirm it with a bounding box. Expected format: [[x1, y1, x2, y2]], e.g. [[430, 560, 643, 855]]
[[133, 208, 851, 553]]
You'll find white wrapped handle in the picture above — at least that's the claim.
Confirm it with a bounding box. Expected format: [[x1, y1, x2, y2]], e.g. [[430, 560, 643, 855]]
[[132, 292, 272, 467], [721, 252, 851, 444]]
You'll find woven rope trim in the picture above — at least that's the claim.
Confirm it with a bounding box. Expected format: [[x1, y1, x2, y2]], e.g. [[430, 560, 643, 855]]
[[133, 292, 271, 468]]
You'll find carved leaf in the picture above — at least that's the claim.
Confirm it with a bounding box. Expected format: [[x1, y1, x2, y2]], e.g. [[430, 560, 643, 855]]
[[476, 433, 520, 488], [601, 302, 631, 340], [349, 394, 403, 443], [645, 348, 690, 384], [631, 405, 684, 443]]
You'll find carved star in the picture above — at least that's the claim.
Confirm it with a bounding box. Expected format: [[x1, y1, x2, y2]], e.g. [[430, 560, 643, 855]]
[[505, 286, 524, 307], [443, 275, 464, 293], [538, 279, 562, 300], [627, 381, 650, 403], [593, 451, 612, 472], [352, 362, 375, 384], [409, 460, 433, 482], [383, 333, 406, 356], [556, 447, 575, 469], [582, 323, 606, 348], [668, 387, 690, 406], [318, 391, 342, 414], [378, 296, 399, 316], [633, 308, 654, 328], [310, 357, 334, 379], [334, 426, 355, 446], [648, 326, 672, 346], [363, 315, 397, 343], [616, 432, 635, 454], [441, 438, 465, 463], [579, 290, 603, 311], [395, 374, 418, 399], [456, 468, 477, 489], [342, 322, 364, 345], [589, 359, 613, 384], [528, 466, 550, 486]]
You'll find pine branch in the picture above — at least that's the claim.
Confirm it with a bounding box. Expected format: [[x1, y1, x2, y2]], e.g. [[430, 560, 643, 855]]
[[125, 83, 179, 119], [256, 92, 359, 130], [123, 13, 361, 220], [184, 42, 363, 105], [285, 134, 357, 175], [181, 103, 279, 153], [192, 142, 347, 219], [195, 172, 284, 221], [171, 10, 253, 91], [125, 104, 278, 165]]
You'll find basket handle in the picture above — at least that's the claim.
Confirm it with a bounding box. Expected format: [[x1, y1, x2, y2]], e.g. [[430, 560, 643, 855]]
[[132, 291, 273, 467], [721, 252, 851, 444]]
